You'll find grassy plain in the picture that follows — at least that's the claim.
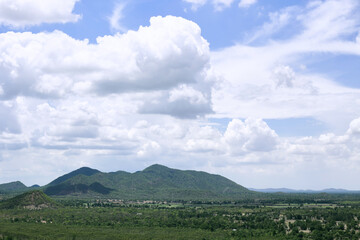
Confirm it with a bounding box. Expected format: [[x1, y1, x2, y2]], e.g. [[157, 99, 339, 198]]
[[1, 196, 360, 239]]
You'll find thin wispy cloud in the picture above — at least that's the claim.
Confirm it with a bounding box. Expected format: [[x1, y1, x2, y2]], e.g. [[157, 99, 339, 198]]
[[238, 0, 257, 8], [109, 2, 127, 33], [183, 0, 207, 11], [184, 0, 235, 11], [245, 6, 298, 43]]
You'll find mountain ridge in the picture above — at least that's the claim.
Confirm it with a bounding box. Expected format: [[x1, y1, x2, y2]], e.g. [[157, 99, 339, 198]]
[[3, 164, 360, 199], [48, 167, 101, 186], [250, 188, 360, 193], [39, 164, 253, 200]]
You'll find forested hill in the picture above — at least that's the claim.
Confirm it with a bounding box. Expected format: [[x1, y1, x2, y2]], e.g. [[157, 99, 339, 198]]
[[0, 181, 27, 194], [0, 190, 58, 209], [41, 164, 252, 200]]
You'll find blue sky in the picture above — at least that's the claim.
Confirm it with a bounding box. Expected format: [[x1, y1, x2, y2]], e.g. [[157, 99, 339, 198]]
[[0, 0, 360, 190]]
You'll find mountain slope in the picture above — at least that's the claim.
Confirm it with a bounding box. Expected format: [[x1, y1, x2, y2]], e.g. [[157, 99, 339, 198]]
[[43, 164, 252, 200], [44, 182, 113, 196], [0, 181, 27, 193], [48, 167, 100, 186], [135, 164, 248, 195]]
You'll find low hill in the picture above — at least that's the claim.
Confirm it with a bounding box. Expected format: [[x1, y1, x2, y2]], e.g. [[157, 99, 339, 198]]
[[0, 190, 58, 209], [0, 181, 27, 193], [43, 164, 253, 200]]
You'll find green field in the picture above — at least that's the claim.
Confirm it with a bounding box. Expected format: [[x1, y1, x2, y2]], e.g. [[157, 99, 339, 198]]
[[1, 198, 360, 239]]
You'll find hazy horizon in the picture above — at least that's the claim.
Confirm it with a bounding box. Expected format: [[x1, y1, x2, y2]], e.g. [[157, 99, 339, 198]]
[[1, 0, 360, 190]]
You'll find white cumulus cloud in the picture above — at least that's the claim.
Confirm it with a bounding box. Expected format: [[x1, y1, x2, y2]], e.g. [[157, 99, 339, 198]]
[[273, 65, 295, 88], [224, 119, 279, 154], [347, 117, 360, 136], [0, 16, 212, 118], [0, 0, 81, 28]]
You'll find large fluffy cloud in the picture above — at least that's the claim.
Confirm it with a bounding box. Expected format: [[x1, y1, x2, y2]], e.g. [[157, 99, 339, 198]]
[[287, 117, 360, 161], [0, 0, 80, 28], [2, 0, 360, 190], [224, 119, 279, 154], [94, 16, 210, 94], [2, 97, 360, 189], [0, 15, 216, 185], [0, 16, 212, 118]]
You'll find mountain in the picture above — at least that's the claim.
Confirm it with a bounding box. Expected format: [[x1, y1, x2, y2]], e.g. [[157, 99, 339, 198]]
[[321, 188, 360, 194], [249, 188, 299, 193], [42, 164, 252, 200], [48, 167, 100, 186], [139, 164, 249, 196], [0, 181, 27, 193], [250, 188, 360, 194], [0, 190, 58, 209]]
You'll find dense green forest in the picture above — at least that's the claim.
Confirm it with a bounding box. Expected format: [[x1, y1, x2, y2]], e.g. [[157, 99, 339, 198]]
[[2, 194, 360, 239]]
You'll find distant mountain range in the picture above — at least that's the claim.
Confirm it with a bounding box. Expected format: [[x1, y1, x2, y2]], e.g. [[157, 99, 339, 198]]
[[0, 164, 253, 200], [249, 188, 360, 194]]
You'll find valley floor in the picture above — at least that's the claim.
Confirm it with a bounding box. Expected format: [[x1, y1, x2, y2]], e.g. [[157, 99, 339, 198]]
[[1, 198, 360, 239]]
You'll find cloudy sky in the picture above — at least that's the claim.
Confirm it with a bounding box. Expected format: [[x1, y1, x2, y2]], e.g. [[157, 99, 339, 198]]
[[1, 0, 360, 190]]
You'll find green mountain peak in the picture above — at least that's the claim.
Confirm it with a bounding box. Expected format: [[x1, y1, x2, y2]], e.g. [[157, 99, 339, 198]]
[[48, 166, 100, 186], [143, 164, 171, 172]]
